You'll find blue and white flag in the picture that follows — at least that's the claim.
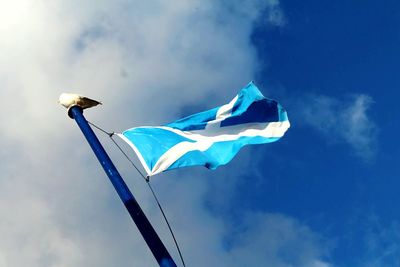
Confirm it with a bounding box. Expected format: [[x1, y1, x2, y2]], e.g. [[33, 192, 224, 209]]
[[118, 82, 290, 176]]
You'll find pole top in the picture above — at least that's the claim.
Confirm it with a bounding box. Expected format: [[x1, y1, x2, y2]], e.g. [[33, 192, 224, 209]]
[[58, 93, 102, 118]]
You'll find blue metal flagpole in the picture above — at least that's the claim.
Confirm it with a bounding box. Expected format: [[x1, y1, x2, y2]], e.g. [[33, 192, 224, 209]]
[[68, 105, 177, 267]]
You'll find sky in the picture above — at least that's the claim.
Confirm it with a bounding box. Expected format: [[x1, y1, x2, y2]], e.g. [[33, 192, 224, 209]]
[[0, 0, 399, 266]]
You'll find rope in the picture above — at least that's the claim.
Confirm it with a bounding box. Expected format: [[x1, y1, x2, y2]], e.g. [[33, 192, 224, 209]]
[[110, 136, 149, 182], [89, 121, 114, 137], [88, 121, 186, 267], [89, 121, 148, 180], [146, 181, 186, 267]]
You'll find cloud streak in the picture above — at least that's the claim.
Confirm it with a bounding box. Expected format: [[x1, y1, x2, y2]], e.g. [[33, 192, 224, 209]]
[[299, 94, 377, 160]]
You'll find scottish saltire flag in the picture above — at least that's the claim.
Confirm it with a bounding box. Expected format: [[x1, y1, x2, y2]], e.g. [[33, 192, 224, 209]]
[[118, 82, 290, 176]]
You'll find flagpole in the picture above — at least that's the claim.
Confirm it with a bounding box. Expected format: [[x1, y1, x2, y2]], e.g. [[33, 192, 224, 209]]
[[67, 105, 177, 267]]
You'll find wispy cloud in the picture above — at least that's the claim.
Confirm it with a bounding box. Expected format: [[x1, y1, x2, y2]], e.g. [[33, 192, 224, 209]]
[[362, 215, 400, 267], [226, 212, 332, 266], [299, 94, 378, 160]]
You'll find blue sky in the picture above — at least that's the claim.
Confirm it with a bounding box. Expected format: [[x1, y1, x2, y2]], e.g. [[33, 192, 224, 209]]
[[252, 1, 399, 265], [250, 1, 400, 265], [0, 0, 398, 266]]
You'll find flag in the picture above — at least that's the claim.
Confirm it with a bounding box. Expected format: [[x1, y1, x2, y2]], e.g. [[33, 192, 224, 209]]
[[118, 82, 290, 176]]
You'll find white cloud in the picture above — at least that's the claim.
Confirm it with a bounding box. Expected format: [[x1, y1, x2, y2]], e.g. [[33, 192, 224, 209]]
[[0, 0, 333, 266], [299, 94, 377, 160], [361, 215, 400, 267], [226, 212, 332, 267]]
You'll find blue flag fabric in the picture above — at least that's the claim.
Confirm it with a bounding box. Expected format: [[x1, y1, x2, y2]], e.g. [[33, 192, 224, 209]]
[[118, 82, 290, 176]]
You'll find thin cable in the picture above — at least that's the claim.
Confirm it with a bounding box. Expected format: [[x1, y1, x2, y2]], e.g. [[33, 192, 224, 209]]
[[88, 121, 113, 136], [146, 182, 186, 267], [88, 121, 147, 180], [111, 135, 187, 267], [110, 134, 186, 267], [88, 120, 186, 267], [110, 136, 149, 181]]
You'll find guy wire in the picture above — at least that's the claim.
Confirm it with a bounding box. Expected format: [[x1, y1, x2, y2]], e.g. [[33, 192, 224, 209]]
[[88, 121, 186, 267]]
